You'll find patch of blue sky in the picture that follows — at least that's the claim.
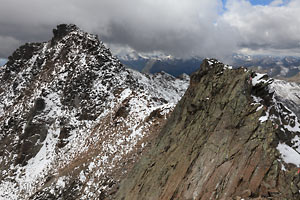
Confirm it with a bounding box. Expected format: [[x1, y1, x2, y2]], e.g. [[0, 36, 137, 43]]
[[222, 0, 288, 7], [249, 0, 275, 5], [0, 58, 8, 66]]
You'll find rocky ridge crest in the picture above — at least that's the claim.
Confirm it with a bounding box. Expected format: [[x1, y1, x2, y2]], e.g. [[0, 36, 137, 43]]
[[0, 24, 189, 199], [116, 59, 300, 200]]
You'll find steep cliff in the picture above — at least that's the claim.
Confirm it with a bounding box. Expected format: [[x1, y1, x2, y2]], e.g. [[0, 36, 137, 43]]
[[116, 59, 300, 200], [0, 24, 189, 199]]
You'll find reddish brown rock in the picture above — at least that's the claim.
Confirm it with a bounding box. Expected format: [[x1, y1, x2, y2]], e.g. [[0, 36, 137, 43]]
[[116, 59, 300, 200]]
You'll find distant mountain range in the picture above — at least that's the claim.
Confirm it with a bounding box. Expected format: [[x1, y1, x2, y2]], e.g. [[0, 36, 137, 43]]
[[3, 46, 300, 81], [117, 52, 300, 80], [121, 57, 201, 77], [232, 54, 300, 79]]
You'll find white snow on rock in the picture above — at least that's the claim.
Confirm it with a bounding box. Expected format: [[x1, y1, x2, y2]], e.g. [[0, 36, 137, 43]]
[[206, 58, 233, 70], [208, 60, 213, 65], [0, 25, 190, 199], [277, 141, 300, 167], [224, 64, 233, 69], [251, 73, 273, 87], [251, 72, 300, 169], [270, 80, 300, 110]]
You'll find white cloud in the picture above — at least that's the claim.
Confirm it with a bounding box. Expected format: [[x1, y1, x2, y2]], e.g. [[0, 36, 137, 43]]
[[0, 0, 299, 58], [221, 0, 300, 55], [0, 36, 21, 58]]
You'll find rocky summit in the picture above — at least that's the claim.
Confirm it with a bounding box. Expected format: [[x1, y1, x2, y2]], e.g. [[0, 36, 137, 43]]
[[116, 59, 300, 200], [0, 24, 189, 199]]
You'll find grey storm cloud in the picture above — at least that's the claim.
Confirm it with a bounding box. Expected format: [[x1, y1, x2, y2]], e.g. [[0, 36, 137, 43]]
[[0, 0, 300, 59]]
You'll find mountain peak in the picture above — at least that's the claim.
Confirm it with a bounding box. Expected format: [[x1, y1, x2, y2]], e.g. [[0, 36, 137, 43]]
[[52, 24, 80, 40], [0, 24, 189, 199], [50, 23, 102, 52]]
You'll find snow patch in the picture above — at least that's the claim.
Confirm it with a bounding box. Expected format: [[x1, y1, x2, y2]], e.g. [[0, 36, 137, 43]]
[[277, 141, 300, 167]]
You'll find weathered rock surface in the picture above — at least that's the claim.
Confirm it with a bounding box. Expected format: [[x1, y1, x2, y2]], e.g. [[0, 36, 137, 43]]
[[0, 24, 189, 199], [116, 59, 300, 200]]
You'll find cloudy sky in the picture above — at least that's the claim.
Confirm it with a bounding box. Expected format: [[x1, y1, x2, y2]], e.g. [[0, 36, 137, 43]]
[[0, 0, 299, 60]]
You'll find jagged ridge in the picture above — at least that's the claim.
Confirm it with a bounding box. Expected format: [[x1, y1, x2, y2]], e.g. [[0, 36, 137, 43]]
[[116, 59, 300, 200], [0, 24, 189, 199]]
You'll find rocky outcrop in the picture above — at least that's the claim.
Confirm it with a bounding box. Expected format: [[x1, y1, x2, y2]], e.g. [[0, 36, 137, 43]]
[[116, 59, 300, 200], [0, 24, 189, 199]]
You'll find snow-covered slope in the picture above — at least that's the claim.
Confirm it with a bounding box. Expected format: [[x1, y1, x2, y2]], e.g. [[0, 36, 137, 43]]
[[0, 24, 189, 199], [250, 73, 300, 169], [270, 80, 300, 118]]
